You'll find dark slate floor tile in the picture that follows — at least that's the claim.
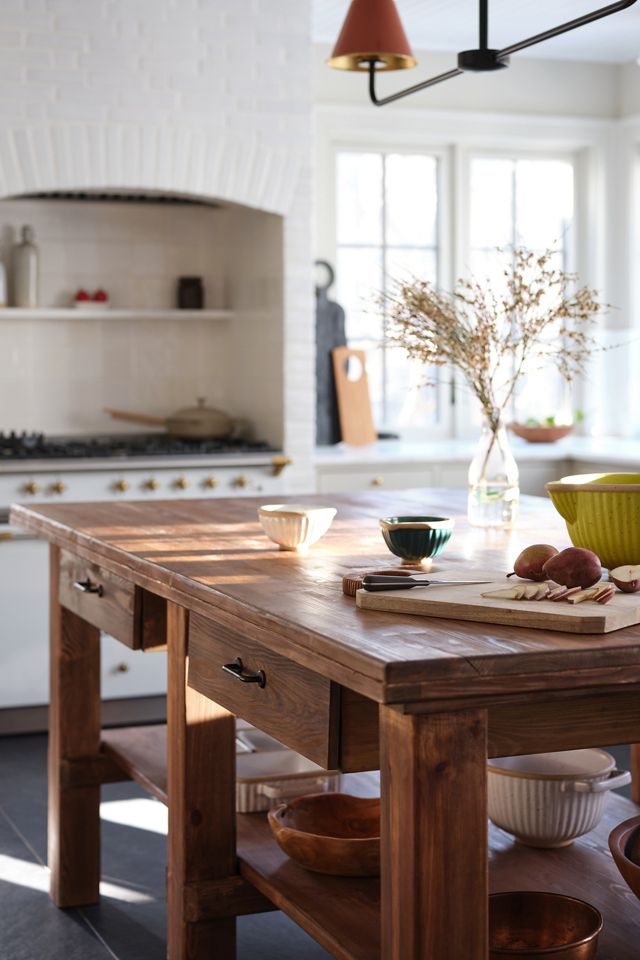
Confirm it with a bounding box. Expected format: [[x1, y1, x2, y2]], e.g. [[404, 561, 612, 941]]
[[0, 806, 112, 960]]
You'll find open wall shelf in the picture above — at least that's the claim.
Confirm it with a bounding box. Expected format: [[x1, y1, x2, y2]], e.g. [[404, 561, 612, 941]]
[[0, 307, 233, 321]]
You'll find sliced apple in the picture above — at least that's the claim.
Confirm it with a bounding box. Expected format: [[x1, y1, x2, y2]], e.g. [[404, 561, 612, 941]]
[[592, 584, 614, 602], [597, 589, 615, 604], [552, 586, 582, 602], [609, 565, 640, 593], [523, 583, 542, 600], [547, 584, 568, 600], [566, 587, 600, 604], [482, 587, 521, 600]]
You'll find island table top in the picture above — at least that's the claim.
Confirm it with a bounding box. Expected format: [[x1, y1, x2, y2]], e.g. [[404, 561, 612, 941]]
[[11, 491, 640, 704]]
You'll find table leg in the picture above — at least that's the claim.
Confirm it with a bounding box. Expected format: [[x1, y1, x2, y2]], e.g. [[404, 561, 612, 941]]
[[48, 544, 101, 907], [379, 706, 488, 960], [631, 744, 640, 803], [166, 602, 237, 960]]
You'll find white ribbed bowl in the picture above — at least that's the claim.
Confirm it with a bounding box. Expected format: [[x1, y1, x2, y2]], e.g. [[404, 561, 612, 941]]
[[258, 504, 337, 553], [488, 749, 630, 849]]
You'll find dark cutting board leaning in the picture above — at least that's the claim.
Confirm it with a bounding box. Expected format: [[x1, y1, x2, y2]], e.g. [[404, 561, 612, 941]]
[[315, 260, 346, 445]]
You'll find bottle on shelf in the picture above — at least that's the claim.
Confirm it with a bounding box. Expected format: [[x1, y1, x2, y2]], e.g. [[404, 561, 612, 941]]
[[12, 225, 38, 308]]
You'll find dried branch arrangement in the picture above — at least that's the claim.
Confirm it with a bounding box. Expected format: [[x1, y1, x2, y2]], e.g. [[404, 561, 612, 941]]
[[386, 247, 607, 431]]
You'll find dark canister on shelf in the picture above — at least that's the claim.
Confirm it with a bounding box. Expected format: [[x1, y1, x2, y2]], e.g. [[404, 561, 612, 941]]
[[177, 276, 204, 309]]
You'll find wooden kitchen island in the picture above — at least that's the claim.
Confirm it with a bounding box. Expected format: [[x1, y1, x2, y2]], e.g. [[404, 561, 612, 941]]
[[10, 491, 640, 960]]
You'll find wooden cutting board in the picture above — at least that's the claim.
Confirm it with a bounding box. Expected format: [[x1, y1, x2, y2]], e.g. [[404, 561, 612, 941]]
[[331, 346, 377, 446], [356, 579, 640, 634]]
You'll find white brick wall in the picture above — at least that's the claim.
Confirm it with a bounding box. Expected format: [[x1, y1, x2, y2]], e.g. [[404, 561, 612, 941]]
[[0, 0, 315, 491]]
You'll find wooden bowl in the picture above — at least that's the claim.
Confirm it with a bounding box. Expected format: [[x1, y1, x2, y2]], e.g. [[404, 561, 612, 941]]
[[489, 891, 602, 958], [508, 423, 574, 444], [267, 792, 380, 876], [609, 814, 640, 900]]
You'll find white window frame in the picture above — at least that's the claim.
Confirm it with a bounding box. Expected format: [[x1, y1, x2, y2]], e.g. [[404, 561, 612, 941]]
[[332, 144, 451, 438], [315, 104, 610, 441], [453, 146, 580, 438]]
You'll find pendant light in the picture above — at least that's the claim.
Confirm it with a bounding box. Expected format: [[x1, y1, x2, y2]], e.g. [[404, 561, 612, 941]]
[[328, 0, 638, 106]]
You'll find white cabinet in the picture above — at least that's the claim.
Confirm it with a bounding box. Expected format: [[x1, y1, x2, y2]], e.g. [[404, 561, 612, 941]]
[[317, 464, 434, 494], [316, 459, 566, 498], [0, 533, 167, 710]]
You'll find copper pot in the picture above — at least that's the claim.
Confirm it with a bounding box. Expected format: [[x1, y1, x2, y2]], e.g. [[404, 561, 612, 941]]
[[490, 891, 602, 959], [104, 397, 233, 440]]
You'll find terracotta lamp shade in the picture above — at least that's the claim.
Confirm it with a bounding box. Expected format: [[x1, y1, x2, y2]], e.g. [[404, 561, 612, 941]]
[[328, 0, 417, 72]]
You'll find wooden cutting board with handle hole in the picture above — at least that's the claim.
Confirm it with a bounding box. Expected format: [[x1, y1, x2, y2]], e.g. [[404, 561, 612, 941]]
[[356, 578, 640, 634]]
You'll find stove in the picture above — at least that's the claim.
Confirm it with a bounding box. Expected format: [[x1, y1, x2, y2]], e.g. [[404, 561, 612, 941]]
[[0, 431, 275, 460], [0, 431, 290, 514], [0, 430, 292, 723]]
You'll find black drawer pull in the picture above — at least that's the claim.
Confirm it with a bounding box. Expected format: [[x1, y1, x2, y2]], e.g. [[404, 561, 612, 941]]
[[73, 578, 104, 597], [222, 657, 266, 688]]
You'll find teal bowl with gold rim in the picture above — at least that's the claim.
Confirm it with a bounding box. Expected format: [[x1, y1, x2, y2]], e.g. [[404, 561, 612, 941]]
[[379, 516, 454, 565]]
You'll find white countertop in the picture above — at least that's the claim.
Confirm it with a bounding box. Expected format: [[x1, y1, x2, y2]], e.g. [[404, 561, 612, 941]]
[[314, 436, 640, 468]]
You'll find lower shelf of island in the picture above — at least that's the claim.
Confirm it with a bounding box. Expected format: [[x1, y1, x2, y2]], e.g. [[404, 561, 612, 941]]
[[101, 725, 640, 960]]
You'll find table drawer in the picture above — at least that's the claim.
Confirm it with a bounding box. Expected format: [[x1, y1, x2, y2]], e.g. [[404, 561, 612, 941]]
[[58, 549, 138, 649], [188, 613, 340, 769]]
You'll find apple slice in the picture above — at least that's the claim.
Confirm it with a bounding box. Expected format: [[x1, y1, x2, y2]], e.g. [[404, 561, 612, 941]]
[[482, 587, 522, 600], [552, 586, 583, 602], [597, 589, 615, 604], [609, 565, 640, 593], [523, 583, 542, 600], [547, 584, 568, 600], [592, 584, 614, 601], [566, 587, 600, 604]]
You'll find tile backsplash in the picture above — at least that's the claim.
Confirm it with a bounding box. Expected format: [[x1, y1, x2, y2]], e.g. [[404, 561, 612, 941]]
[[0, 198, 281, 441], [0, 198, 228, 310]]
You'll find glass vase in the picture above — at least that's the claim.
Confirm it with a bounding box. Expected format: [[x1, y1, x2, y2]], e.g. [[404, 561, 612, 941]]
[[467, 421, 519, 529]]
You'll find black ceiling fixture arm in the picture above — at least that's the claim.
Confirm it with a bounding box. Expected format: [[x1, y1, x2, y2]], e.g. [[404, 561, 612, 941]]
[[479, 0, 489, 49], [498, 0, 638, 58], [368, 60, 463, 106], [368, 0, 638, 107]]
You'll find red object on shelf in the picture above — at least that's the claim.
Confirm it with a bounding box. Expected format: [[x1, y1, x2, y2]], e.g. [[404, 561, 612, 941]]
[[93, 289, 108, 302], [75, 289, 90, 301], [328, 0, 416, 72]]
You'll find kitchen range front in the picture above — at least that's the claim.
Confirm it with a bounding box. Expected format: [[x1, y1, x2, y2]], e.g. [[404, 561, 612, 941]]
[[0, 428, 291, 724]]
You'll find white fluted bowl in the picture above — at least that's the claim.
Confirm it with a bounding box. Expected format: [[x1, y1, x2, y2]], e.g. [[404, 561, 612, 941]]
[[258, 504, 337, 553], [488, 749, 630, 849]]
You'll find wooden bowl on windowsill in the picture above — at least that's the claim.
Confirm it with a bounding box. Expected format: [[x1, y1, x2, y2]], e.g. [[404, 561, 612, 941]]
[[508, 422, 574, 444]]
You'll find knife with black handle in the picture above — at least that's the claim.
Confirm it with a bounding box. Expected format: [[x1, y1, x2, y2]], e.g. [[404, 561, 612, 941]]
[[362, 575, 492, 592]]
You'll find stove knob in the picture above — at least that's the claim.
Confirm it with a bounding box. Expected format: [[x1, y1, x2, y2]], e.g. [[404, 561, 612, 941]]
[[203, 476, 218, 489], [233, 474, 249, 489], [174, 476, 189, 490], [114, 479, 130, 493], [51, 481, 67, 495], [144, 478, 159, 491], [22, 481, 40, 495]]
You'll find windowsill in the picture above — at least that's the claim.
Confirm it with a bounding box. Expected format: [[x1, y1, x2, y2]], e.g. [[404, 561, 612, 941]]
[[314, 436, 640, 468]]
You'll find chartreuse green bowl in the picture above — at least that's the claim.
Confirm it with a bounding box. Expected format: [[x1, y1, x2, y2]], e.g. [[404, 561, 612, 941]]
[[379, 516, 454, 565], [545, 473, 640, 570]]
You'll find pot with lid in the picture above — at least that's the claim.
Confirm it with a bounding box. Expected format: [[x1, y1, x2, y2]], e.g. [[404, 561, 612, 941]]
[[104, 397, 234, 440]]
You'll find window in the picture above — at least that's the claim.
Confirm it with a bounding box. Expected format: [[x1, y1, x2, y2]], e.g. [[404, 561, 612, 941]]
[[335, 151, 442, 434], [468, 156, 576, 426]]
